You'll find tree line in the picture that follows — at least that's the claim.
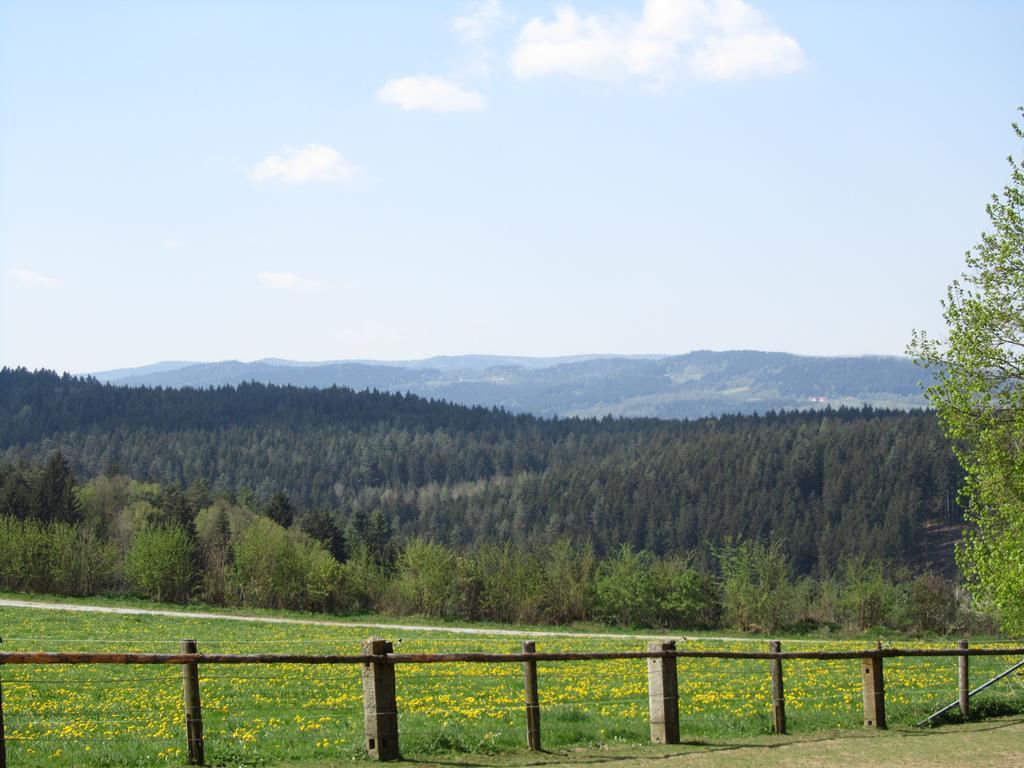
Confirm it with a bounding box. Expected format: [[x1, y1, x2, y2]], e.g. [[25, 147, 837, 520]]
[[0, 369, 962, 576], [0, 456, 987, 635]]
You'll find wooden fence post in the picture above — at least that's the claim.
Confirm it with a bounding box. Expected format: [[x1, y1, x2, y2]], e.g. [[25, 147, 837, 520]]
[[522, 641, 541, 750], [769, 640, 786, 735], [647, 640, 679, 744], [958, 639, 969, 718], [361, 638, 400, 761], [860, 652, 886, 729], [181, 639, 205, 766]]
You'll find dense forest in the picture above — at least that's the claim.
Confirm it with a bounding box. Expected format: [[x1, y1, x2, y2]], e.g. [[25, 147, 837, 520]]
[[1, 368, 962, 577]]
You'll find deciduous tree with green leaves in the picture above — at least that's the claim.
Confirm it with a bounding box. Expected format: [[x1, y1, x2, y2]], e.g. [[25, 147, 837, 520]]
[[909, 109, 1024, 633]]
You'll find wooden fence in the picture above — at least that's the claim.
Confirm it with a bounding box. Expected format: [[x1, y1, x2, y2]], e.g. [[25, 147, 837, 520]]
[[0, 639, 1022, 766]]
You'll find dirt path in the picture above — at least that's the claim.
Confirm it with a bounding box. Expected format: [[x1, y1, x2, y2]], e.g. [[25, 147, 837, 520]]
[[0, 597, 825, 644]]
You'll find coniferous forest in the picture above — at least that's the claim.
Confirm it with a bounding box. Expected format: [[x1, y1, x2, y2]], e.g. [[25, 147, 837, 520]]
[[0, 367, 975, 632]]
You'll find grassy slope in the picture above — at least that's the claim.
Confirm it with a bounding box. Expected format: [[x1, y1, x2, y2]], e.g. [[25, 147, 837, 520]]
[[1, 594, 1022, 767], [394, 719, 1024, 768]]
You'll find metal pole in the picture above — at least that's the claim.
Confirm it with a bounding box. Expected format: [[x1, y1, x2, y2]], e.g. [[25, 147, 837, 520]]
[[918, 656, 1024, 726], [958, 640, 969, 717]]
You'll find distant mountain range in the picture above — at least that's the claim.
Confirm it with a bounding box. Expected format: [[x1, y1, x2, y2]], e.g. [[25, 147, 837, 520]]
[[89, 351, 931, 420]]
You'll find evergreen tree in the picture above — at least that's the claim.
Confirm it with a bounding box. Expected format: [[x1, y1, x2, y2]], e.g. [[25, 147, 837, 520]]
[[35, 451, 81, 523], [366, 509, 395, 566], [0, 462, 33, 520], [297, 508, 346, 561], [265, 491, 295, 528]]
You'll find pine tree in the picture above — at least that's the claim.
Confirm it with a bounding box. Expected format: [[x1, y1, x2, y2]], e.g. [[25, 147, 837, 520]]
[[35, 451, 81, 523], [297, 508, 346, 561], [366, 508, 394, 566], [265, 491, 294, 528]]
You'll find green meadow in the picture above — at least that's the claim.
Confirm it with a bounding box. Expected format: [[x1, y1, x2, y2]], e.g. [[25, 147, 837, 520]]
[[0, 598, 1022, 766]]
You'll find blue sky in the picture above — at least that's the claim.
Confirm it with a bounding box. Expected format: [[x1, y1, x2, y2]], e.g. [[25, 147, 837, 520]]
[[1, 0, 1021, 372]]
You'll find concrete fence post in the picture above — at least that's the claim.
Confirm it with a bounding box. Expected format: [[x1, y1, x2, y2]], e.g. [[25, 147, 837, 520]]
[[647, 640, 679, 744], [362, 638, 400, 760], [861, 652, 886, 729]]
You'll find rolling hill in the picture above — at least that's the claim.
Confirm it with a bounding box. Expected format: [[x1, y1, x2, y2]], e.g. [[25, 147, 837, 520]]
[[91, 350, 930, 419]]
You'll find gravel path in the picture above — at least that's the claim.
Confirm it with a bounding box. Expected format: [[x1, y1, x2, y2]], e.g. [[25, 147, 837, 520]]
[[0, 597, 827, 644]]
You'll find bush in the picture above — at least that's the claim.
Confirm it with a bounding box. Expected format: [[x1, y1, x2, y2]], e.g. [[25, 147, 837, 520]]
[[837, 556, 901, 630], [125, 523, 194, 602], [652, 556, 720, 629], [232, 517, 307, 609], [0, 515, 121, 596], [469, 543, 546, 624], [0, 515, 50, 591], [47, 523, 121, 596], [539, 537, 596, 624], [594, 545, 657, 627], [388, 538, 456, 617], [304, 543, 343, 612], [904, 572, 957, 634], [341, 541, 389, 613], [717, 539, 794, 632]]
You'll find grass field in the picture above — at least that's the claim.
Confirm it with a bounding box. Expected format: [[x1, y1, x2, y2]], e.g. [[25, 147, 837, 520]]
[[1, 597, 1023, 766], [411, 719, 1024, 768]]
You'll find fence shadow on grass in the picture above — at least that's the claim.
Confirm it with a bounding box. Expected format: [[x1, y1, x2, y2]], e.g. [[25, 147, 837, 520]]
[[411, 717, 1024, 768]]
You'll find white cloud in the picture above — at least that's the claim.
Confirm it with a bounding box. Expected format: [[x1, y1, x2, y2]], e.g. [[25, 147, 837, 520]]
[[377, 76, 485, 112], [248, 145, 357, 185], [381, 3, 503, 109], [9, 268, 57, 287], [454, 0, 509, 44], [509, 0, 804, 85], [256, 272, 323, 291], [453, 0, 512, 77], [690, 30, 803, 80]]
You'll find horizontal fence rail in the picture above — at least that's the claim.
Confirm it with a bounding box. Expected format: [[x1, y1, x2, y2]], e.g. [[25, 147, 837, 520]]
[[2, 646, 1024, 665], [0, 640, 1021, 767]]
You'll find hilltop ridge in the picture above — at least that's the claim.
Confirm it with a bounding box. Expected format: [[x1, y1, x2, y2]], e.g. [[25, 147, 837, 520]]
[[89, 350, 928, 420]]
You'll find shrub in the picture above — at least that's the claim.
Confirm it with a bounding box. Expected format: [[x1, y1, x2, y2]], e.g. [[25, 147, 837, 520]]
[[304, 543, 343, 612], [388, 538, 457, 617], [539, 537, 596, 624], [0, 515, 50, 591], [124, 523, 194, 602], [837, 556, 901, 630], [47, 522, 121, 596], [341, 541, 389, 612], [904, 572, 957, 634], [232, 517, 307, 609], [652, 556, 720, 629], [594, 545, 657, 627], [717, 539, 794, 632], [0, 515, 121, 596], [470, 543, 545, 624]]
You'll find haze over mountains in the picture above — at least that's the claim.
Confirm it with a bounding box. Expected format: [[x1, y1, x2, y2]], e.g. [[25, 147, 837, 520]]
[[91, 351, 930, 420]]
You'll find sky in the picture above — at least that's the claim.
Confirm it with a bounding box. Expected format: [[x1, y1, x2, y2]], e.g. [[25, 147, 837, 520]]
[[1, 0, 1022, 373]]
